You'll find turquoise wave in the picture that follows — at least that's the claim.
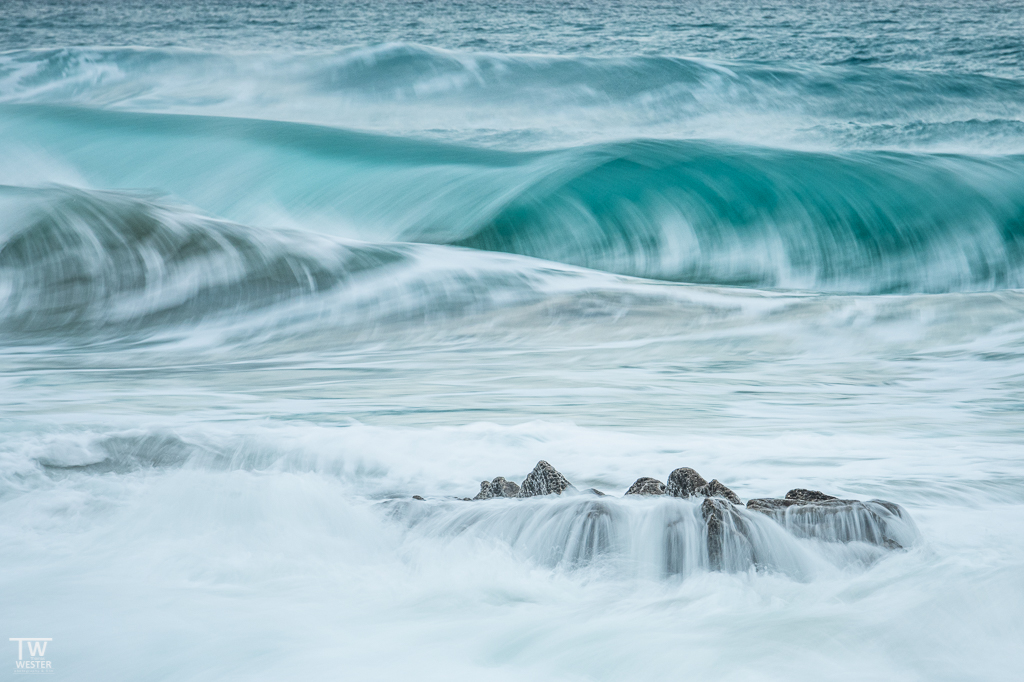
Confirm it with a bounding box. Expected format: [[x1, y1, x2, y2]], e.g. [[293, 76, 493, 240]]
[[5, 104, 1024, 295], [443, 141, 1024, 293]]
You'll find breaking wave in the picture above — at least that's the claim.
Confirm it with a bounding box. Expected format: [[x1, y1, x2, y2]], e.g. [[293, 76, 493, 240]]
[[4, 107, 1024, 298]]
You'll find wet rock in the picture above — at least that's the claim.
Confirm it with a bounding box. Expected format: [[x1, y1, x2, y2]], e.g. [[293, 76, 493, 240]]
[[748, 488, 843, 512], [519, 460, 572, 497], [786, 488, 837, 503], [625, 477, 666, 496], [745, 497, 802, 513], [490, 476, 521, 498], [473, 481, 494, 500], [412, 495, 425, 501], [748, 488, 839, 512], [701, 498, 725, 569], [666, 469, 740, 504], [473, 476, 522, 500], [583, 488, 607, 496], [696, 479, 741, 505], [700, 497, 751, 570], [666, 467, 707, 498], [746, 492, 915, 549]]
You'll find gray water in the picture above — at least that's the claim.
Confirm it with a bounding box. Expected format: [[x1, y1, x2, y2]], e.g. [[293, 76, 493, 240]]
[[2, 2, 1024, 680]]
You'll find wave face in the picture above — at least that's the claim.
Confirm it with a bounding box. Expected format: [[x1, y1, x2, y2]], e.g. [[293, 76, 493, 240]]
[[0, 185, 640, 343], [0, 186, 407, 337], [4, 104, 1024, 295], [444, 142, 1024, 293]]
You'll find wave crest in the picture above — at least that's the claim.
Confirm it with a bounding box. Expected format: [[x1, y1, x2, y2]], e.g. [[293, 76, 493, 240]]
[[4, 106, 1024, 296], [0, 186, 404, 336], [434, 140, 1024, 293]]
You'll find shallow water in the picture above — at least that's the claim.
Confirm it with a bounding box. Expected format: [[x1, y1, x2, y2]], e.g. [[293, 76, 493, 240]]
[[2, 2, 1024, 680]]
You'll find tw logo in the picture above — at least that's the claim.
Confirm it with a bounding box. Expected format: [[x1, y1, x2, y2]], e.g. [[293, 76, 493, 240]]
[[10, 639, 50, 660], [9, 638, 53, 674]]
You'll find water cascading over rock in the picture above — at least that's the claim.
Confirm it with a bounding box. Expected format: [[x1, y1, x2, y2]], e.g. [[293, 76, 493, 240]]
[[745, 489, 915, 549], [436, 462, 919, 576]]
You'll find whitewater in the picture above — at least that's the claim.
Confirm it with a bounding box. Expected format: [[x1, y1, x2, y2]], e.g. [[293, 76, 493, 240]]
[[2, 1, 1024, 680]]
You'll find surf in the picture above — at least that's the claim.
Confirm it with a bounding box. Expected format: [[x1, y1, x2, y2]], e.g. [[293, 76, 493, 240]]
[[5, 103, 1024, 296]]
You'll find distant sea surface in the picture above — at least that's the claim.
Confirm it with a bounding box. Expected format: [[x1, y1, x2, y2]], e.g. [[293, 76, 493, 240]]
[[2, 2, 1024, 680]]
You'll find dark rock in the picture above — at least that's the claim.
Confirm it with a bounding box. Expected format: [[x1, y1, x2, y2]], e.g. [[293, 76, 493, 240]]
[[665, 469, 740, 504], [471, 476, 522, 500], [701, 497, 749, 570], [745, 498, 802, 513], [625, 477, 666, 496], [701, 498, 725, 569], [518, 460, 572, 497], [747, 489, 840, 513], [584, 488, 607, 496], [747, 494, 913, 549], [412, 495, 425, 501], [786, 488, 837, 503], [473, 480, 494, 500], [666, 467, 708, 498], [701, 497, 758, 571], [490, 476, 521, 498], [695, 479, 741, 505]]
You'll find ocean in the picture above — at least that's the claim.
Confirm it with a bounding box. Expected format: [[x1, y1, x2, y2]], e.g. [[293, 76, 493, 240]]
[[2, 1, 1024, 679]]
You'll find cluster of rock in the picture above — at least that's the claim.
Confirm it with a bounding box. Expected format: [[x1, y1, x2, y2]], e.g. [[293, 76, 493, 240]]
[[470, 461, 571, 499], [466, 462, 747, 504], [454, 461, 912, 568]]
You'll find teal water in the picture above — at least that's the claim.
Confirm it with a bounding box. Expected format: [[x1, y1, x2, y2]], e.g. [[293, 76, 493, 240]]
[[2, 2, 1024, 681]]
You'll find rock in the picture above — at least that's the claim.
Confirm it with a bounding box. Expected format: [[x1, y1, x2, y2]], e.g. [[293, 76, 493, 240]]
[[747, 488, 842, 512], [700, 497, 750, 571], [472, 476, 522, 500], [666, 467, 707, 497], [584, 488, 607, 496], [695, 479, 741, 505], [786, 488, 837, 503], [746, 493, 915, 549], [625, 477, 666, 496], [412, 495, 425, 501], [490, 476, 521, 498], [473, 480, 494, 500], [518, 460, 572, 497], [701, 498, 725, 570], [665, 469, 740, 504], [745, 498, 802, 513], [747, 488, 838, 512]]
